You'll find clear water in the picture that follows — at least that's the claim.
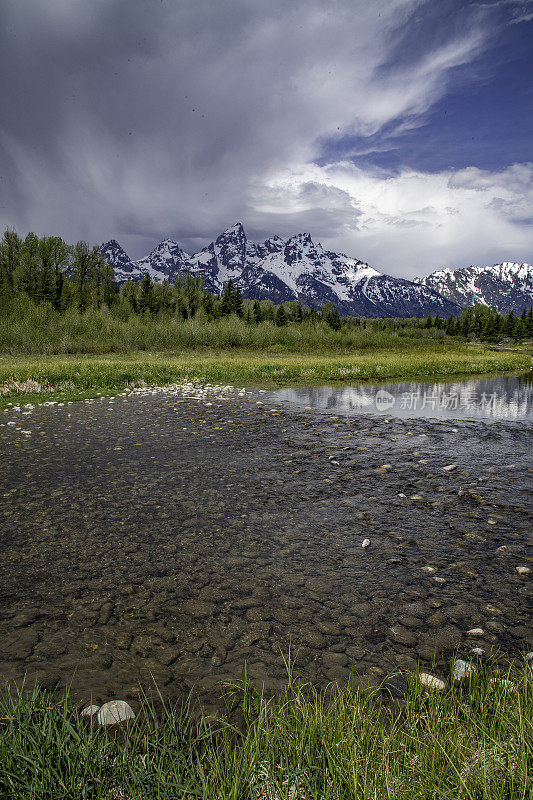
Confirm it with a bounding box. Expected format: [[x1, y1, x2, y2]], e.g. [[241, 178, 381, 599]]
[[266, 372, 533, 421]]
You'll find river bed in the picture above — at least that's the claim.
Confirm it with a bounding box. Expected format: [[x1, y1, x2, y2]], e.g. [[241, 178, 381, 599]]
[[0, 382, 531, 709]]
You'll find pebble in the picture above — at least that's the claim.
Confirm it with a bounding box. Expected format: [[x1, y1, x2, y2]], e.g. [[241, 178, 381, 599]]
[[516, 566, 530, 575], [422, 566, 436, 574], [442, 464, 457, 472], [466, 628, 484, 636], [97, 700, 135, 726], [453, 659, 476, 681], [81, 704, 100, 718], [471, 647, 484, 656], [361, 538, 370, 548], [419, 673, 446, 691]]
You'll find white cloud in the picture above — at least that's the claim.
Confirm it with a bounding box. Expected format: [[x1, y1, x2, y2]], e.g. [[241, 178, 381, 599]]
[[258, 161, 533, 276]]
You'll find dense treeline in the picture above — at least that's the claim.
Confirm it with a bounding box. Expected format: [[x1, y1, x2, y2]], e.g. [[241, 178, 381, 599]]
[[0, 229, 116, 313], [1, 229, 532, 351]]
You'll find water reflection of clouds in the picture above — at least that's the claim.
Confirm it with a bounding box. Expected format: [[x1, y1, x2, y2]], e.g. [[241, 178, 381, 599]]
[[271, 374, 533, 421]]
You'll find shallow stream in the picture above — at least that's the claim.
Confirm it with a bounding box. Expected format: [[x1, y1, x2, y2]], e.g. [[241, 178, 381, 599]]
[[0, 377, 531, 710]]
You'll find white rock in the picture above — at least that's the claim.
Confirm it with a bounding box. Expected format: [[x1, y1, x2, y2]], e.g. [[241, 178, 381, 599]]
[[419, 673, 446, 691], [398, 493, 406, 498], [471, 647, 484, 656], [516, 566, 530, 575], [466, 628, 484, 636], [81, 704, 100, 718], [442, 464, 457, 472], [422, 566, 436, 574], [526, 652, 533, 661], [361, 538, 370, 548], [433, 576, 446, 584], [453, 659, 476, 681], [97, 700, 135, 726]]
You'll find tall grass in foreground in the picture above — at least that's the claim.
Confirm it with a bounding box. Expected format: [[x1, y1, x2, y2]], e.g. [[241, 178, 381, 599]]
[[1, 664, 530, 799]]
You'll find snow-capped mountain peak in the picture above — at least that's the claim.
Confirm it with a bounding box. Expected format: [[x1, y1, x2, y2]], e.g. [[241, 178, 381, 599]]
[[417, 261, 533, 313], [99, 224, 466, 317]]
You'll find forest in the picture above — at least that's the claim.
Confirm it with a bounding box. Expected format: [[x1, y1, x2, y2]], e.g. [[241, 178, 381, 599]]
[[1, 228, 532, 354]]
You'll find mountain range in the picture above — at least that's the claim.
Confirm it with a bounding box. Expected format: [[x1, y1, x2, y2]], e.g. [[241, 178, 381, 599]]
[[100, 223, 532, 317], [415, 262, 533, 314]]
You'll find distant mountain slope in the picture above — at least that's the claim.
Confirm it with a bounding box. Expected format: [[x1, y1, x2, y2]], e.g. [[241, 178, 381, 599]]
[[100, 223, 462, 318], [416, 262, 533, 314]]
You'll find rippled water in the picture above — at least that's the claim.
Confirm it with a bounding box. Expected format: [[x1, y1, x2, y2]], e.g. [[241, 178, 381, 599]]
[[267, 372, 533, 421]]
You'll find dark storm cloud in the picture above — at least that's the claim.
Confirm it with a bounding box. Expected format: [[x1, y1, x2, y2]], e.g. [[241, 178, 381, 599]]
[[0, 0, 531, 273]]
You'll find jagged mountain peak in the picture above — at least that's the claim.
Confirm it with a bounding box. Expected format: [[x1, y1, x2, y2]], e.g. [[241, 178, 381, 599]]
[[100, 224, 470, 318], [219, 222, 245, 236], [418, 261, 533, 314]]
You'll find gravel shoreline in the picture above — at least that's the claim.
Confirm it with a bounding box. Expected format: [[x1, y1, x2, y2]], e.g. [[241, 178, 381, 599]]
[[0, 385, 531, 709]]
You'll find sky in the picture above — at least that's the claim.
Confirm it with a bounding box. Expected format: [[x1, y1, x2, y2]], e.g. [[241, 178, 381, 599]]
[[0, 0, 532, 279]]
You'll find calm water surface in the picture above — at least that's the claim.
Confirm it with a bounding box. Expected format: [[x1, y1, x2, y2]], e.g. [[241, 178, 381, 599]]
[[266, 373, 533, 421]]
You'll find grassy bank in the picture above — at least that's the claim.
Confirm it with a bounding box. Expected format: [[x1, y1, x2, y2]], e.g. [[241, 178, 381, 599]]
[[1, 664, 530, 799], [0, 346, 530, 408]]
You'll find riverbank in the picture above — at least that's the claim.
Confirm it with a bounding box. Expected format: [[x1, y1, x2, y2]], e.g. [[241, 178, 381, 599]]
[[0, 344, 530, 408], [1, 665, 531, 799]]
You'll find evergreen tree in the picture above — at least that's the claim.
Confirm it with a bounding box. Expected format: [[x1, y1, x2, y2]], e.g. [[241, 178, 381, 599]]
[[445, 316, 457, 335], [322, 302, 341, 330], [231, 282, 244, 317], [502, 311, 516, 337], [275, 304, 287, 326], [138, 274, 156, 314], [512, 318, 526, 341], [220, 280, 234, 316], [526, 308, 533, 337], [201, 289, 215, 320], [252, 299, 262, 324]]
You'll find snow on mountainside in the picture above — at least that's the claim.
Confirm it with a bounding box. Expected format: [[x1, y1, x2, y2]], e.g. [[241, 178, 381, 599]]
[[417, 262, 533, 314], [99, 223, 462, 318]]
